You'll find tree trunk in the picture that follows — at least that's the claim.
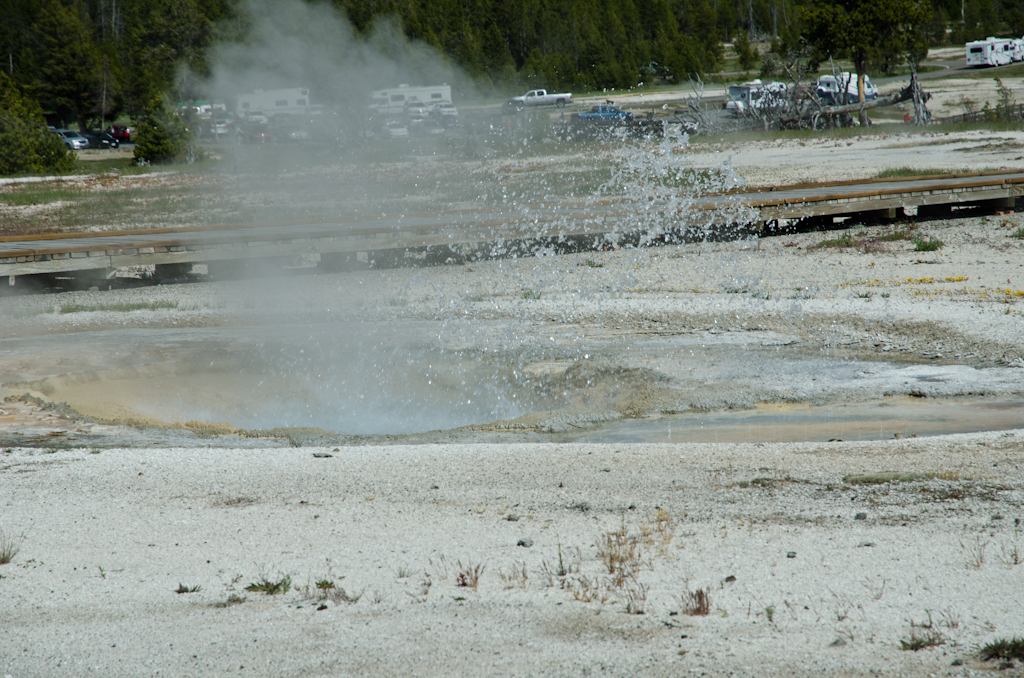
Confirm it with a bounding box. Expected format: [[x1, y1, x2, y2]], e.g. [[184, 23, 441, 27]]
[[855, 52, 868, 126]]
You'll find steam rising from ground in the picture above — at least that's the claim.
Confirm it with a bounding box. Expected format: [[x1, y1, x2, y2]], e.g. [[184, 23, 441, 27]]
[[208, 0, 471, 110], [165, 2, 777, 435]]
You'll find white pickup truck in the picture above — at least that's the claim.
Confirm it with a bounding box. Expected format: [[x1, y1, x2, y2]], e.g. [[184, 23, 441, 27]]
[[506, 89, 574, 111]]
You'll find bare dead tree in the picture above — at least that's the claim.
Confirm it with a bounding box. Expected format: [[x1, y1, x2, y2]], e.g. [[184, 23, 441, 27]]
[[672, 74, 727, 135], [909, 62, 931, 125]]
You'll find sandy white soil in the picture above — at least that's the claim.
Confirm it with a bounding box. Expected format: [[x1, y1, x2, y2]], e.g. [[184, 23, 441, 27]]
[[2, 129, 1024, 677]]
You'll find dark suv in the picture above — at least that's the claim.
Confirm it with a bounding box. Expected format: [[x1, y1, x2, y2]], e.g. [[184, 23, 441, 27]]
[[82, 131, 120, 149]]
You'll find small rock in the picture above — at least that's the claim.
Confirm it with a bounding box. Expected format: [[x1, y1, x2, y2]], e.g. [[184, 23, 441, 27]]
[[854, 512, 867, 521], [312, 452, 333, 458], [430, 484, 439, 490], [991, 514, 1004, 521], [724, 575, 736, 584], [830, 637, 847, 647], [857, 541, 876, 548], [505, 513, 520, 522], [517, 538, 533, 548], [786, 551, 796, 558], [951, 658, 964, 666]]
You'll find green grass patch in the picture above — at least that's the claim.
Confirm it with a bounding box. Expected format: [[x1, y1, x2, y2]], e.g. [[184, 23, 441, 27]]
[[1012, 227, 1024, 240], [912, 236, 943, 251], [981, 638, 1024, 662], [244, 575, 291, 595], [59, 301, 178, 314], [844, 471, 935, 485], [957, 62, 1024, 79], [875, 167, 964, 179], [900, 629, 945, 651], [812, 232, 858, 249]]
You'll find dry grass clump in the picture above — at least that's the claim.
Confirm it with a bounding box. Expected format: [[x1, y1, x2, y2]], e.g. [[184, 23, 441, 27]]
[[596, 525, 643, 586], [498, 561, 528, 590], [455, 560, 485, 590], [0, 528, 25, 565], [539, 543, 581, 587], [625, 583, 649, 615], [681, 587, 712, 616]]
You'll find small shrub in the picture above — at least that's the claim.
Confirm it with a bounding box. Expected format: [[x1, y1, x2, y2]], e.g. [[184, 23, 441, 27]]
[[133, 95, 193, 164], [244, 574, 291, 595], [0, 528, 25, 565], [456, 560, 485, 589], [519, 290, 542, 300], [1012, 227, 1024, 240], [912, 236, 943, 252], [682, 587, 712, 616], [175, 583, 202, 594], [980, 637, 1024, 662]]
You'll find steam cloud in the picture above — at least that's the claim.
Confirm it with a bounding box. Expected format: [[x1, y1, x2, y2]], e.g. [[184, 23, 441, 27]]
[[206, 0, 473, 112]]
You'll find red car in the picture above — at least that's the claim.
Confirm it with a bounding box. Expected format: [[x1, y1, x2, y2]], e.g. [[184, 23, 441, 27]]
[[107, 124, 134, 143]]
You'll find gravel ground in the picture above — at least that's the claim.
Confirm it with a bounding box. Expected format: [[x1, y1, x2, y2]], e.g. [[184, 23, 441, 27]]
[[2, 130, 1024, 677]]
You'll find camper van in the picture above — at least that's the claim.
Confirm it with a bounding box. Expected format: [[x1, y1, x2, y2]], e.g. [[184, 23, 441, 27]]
[[236, 88, 315, 119], [725, 79, 788, 115], [966, 38, 1013, 67], [815, 73, 879, 104], [369, 84, 452, 116]]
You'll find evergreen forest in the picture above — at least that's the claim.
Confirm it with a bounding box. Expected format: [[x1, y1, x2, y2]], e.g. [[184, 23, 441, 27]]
[[0, 0, 1022, 131]]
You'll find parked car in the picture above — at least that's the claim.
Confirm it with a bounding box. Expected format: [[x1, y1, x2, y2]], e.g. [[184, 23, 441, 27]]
[[577, 105, 634, 121], [58, 129, 90, 150], [210, 117, 233, 138], [82, 131, 120, 149], [242, 123, 272, 143], [270, 118, 310, 141], [107, 124, 133, 143], [429, 101, 459, 124], [404, 102, 430, 121], [385, 121, 408, 139]]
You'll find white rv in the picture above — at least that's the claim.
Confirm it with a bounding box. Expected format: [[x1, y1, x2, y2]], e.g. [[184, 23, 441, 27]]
[[966, 38, 1013, 67], [725, 79, 788, 115], [236, 88, 314, 119], [369, 84, 452, 116]]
